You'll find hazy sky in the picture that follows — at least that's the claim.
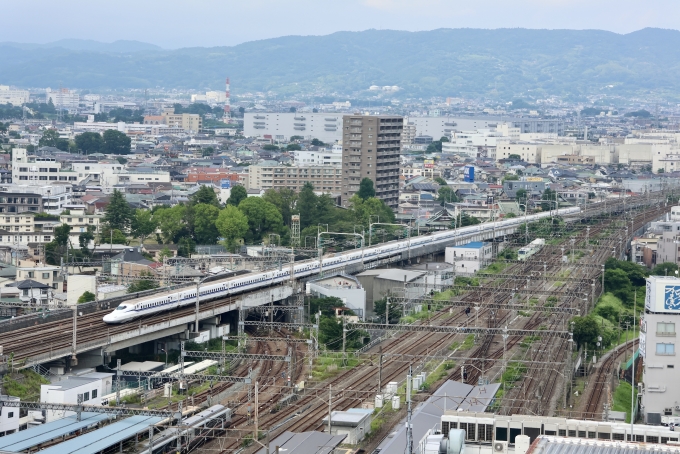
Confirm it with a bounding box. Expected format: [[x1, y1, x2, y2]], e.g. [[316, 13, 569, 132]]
[[3, 0, 680, 49]]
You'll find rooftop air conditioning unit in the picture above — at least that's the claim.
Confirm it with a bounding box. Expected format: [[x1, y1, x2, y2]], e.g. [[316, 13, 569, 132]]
[[493, 441, 508, 454]]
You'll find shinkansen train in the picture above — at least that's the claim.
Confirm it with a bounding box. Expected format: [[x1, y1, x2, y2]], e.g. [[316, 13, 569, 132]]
[[103, 206, 580, 324]]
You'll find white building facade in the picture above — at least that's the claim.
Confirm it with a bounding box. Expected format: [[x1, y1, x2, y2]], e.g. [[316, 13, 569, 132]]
[[244, 112, 343, 142], [641, 275, 680, 424]]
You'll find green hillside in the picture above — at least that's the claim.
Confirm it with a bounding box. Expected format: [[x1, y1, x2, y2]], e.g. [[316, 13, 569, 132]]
[[1, 28, 679, 98]]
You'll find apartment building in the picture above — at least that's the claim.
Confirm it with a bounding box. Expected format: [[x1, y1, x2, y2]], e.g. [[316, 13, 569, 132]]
[[248, 162, 342, 193], [641, 275, 680, 423], [341, 115, 403, 209], [0, 213, 35, 234], [400, 123, 417, 149], [294, 148, 342, 166], [158, 110, 202, 133], [60, 208, 103, 235], [45, 88, 80, 110], [0, 85, 29, 105], [0, 193, 42, 214], [11, 149, 79, 184]]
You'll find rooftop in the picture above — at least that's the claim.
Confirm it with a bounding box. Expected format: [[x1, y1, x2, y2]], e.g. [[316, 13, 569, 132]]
[[0, 412, 112, 452]]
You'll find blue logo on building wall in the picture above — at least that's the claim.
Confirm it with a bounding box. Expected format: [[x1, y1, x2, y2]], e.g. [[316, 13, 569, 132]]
[[664, 285, 680, 310]]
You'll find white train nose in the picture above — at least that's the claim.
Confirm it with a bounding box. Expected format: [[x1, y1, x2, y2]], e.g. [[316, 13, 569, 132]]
[[103, 313, 116, 323]]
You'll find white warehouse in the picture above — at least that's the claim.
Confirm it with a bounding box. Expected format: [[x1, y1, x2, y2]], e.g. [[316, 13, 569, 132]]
[[244, 112, 343, 142]]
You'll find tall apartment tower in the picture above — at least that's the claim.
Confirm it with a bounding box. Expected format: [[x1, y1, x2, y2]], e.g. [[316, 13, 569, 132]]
[[341, 115, 403, 209]]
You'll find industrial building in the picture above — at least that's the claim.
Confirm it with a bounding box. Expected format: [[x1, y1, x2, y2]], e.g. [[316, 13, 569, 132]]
[[0, 85, 29, 106], [341, 114, 403, 209], [243, 112, 344, 143]]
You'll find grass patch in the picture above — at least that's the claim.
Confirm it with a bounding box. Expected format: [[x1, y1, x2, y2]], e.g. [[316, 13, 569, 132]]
[[518, 310, 531, 317], [612, 381, 638, 423], [460, 334, 475, 350], [528, 297, 539, 306], [501, 362, 527, 386], [311, 356, 360, 382], [421, 361, 456, 391], [519, 335, 541, 349], [481, 261, 507, 275], [2, 370, 49, 401]]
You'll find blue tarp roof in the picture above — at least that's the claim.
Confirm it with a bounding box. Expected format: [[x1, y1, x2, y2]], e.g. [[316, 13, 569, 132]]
[[39, 415, 163, 454], [0, 412, 112, 452], [451, 241, 485, 249]]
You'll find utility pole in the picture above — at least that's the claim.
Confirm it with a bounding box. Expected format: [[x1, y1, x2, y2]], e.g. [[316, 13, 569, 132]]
[[115, 359, 121, 405], [341, 314, 347, 367], [254, 381, 259, 447], [631, 291, 636, 428], [71, 305, 78, 367], [406, 365, 413, 454], [328, 385, 332, 434], [378, 346, 383, 394]]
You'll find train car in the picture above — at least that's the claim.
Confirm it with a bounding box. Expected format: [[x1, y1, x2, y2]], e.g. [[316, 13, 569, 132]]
[[104, 206, 581, 324], [141, 405, 231, 454], [518, 238, 545, 261]]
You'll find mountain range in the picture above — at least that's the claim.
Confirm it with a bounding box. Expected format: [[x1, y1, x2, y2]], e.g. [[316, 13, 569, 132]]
[[1, 28, 680, 99]]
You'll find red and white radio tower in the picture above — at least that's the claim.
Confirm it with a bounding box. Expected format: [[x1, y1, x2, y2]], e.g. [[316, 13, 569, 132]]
[[224, 77, 231, 119]]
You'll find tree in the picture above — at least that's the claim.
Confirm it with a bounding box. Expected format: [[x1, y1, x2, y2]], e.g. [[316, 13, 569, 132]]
[[357, 178, 376, 200], [237, 197, 285, 243], [102, 129, 131, 155], [227, 185, 247, 206], [297, 182, 318, 229], [540, 188, 557, 212], [652, 262, 679, 276], [349, 194, 395, 227], [604, 268, 633, 303], [177, 237, 196, 257], [190, 185, 219, 207], [374, 298, 402, 323], [103, 189, 133, 232], [154, 205, 187, 243], [127, 271, 159, 293], [290, 136, 303, 141], [75, 132, 103, 154], [311, 138, 325, 147], [508, 154, 521, 160], [78, 291, 96, 304], [38, 129, 59, 147], [286, 143, 301, 151], [202, 146, 214, 157], [216, 205, 249, 247], [572, 316, 600, 349], [39, 129, 69, 151], [116, 157, 127, 164], [130, 209, 157, 245], [503, 175, 519, 182], [78, 225, 96, 257], [437, 186, 457, 205], [434, 177, 447, 185], [193, 204, 221, 244], [262, 144, 279, 151], [101, 228, 128, 244], [263, 188, 297, 226], [158, 247, 173, 262], [426, 141, 442, 153], [515, 188, 527, 201], [463, 213, 481, 226]]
